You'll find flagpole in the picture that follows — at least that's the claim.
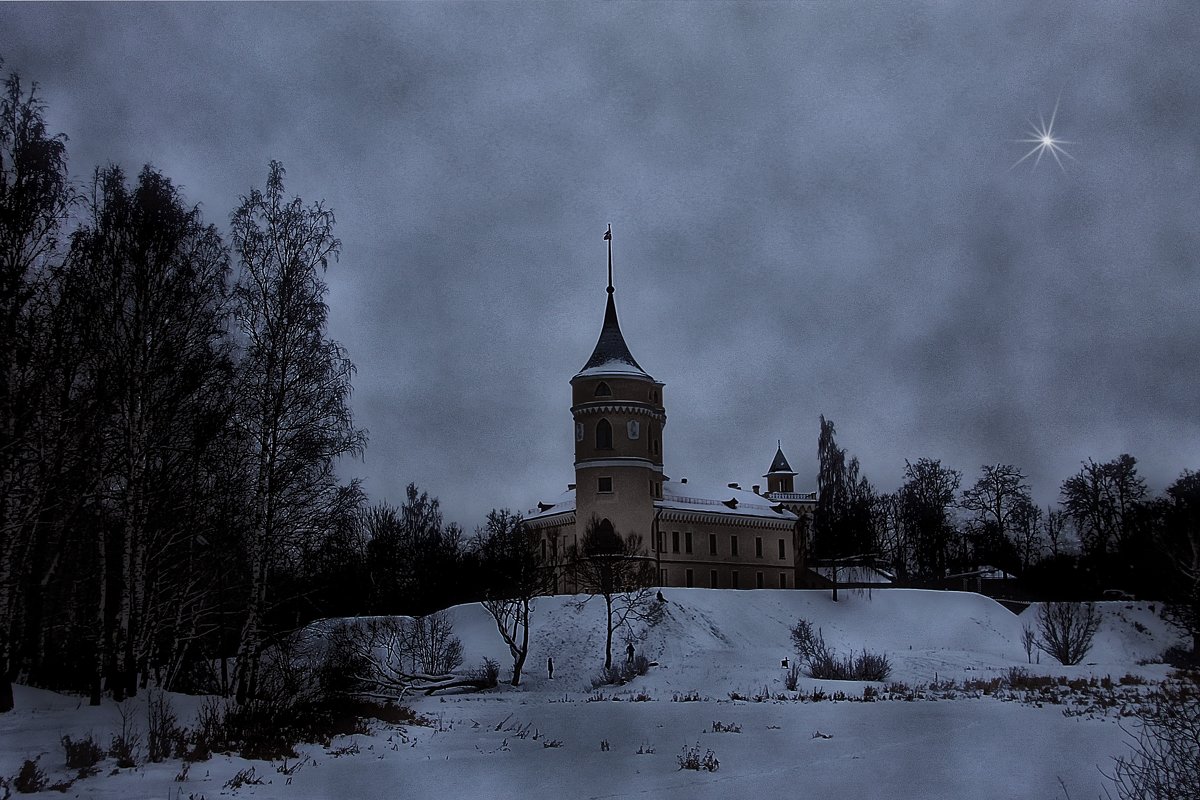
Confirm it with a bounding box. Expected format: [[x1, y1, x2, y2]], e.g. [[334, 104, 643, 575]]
[[606, 223, 613, 294]]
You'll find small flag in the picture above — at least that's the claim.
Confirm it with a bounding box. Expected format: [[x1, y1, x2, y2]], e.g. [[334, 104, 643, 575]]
[[603, 228, 611, 240]]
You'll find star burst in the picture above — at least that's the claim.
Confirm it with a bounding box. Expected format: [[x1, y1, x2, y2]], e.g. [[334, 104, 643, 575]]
[[1011, 98, 1076, 172]]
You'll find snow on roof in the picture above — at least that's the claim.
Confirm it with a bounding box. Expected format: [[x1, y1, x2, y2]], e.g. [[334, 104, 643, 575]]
[[525, 488, 576, 522], [659, 480, 797, 521], [573, 360, 655, 379], [813, 565, 894, 584], [526, 480, 798, 524]]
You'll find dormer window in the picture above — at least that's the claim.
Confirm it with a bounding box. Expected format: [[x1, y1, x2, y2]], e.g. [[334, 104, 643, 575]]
[[596, 418, 613, 449], [595, 381, 612, 397]]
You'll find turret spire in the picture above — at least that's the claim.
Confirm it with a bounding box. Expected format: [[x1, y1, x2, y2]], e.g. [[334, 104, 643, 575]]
[[604, 223, 613, 293]]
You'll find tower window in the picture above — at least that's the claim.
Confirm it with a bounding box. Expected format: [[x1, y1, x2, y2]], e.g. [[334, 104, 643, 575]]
[[778, 539, 786, 559], [672, 531, 680, 553], [731, 535, 739, 556], [651, 438, 659, 456], [755, 537, 763, 558], [596, 418, 613, 450], [685, 532, 693, 554], [598, 476, 613, 493], [595, 381, 612, 397], [709, 533, 717, 555]]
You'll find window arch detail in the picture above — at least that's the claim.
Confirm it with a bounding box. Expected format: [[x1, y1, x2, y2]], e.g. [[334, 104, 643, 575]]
[[595, 381, 612, 397], [596, 418, 613, 450]]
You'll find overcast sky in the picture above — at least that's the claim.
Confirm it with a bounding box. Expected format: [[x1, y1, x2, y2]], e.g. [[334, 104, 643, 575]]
[[3, 2, 1198, 529]]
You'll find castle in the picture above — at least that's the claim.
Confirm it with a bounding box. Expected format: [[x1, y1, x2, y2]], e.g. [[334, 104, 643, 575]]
[[526, 230, 816, 590]]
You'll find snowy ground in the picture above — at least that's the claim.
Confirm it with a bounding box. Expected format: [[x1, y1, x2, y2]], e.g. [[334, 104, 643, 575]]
[[1, 590, 1188, 799]]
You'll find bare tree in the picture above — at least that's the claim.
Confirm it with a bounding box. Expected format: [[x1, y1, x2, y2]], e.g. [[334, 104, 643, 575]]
[[1034, 601, 1101, 666], [897, 458, 961, 580], [1009, 497, 1045, 573], [569, 516, 658, 670], [960, 464, 1031, 548], [474, 509, 552, 685], [1061, 455, 1148, 558], [230, 161, 365, 703], [1045, 506, 1071, 558]]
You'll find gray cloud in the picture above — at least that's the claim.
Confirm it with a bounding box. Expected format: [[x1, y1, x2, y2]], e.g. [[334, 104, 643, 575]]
[[3, 1, 1197, 526]]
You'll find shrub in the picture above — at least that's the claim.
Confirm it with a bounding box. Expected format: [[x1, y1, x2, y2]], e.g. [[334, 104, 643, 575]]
[[1036, 602, 1102, 666], [590, 652, 650, 688], [147, 690, 187, 762], [790, 619, 825, 660], [61, 734, 104, 773], [1107, 679, 1200, 799], [409, 611, 464, 675], [807, 649, 891, 681], [109, 701, 142, 768], [784, 662, 802, 691], [468, 658, 500, 689], [791, 618, 890, 681], [677, 743, 719, 772], [13, 757, 47, 793]]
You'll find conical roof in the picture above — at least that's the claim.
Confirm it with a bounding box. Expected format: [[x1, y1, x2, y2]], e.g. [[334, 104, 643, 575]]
[[574, 290, 652, 380], [764, 445, 796, 476]]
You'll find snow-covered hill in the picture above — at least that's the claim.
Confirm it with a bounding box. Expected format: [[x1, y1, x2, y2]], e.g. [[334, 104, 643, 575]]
[[0, 590, 1189, 799]]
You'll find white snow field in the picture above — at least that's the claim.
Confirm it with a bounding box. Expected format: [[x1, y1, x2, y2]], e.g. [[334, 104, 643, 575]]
[[0, 590, 1188, 799]]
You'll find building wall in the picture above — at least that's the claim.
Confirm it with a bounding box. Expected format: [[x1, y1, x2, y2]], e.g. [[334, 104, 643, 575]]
[[651, 514, 797, 589]]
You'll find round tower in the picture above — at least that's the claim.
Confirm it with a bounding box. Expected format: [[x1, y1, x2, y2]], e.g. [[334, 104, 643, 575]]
[[571, 230, 665, 545]]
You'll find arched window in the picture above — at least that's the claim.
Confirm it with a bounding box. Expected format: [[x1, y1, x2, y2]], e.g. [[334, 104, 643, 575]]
[[596, 418, 613, 449], [595, 381, 612, 397]]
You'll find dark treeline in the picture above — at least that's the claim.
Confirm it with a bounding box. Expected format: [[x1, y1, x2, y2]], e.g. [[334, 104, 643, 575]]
[[811, 416, 1200, 655], [0, 65, 501, 714]]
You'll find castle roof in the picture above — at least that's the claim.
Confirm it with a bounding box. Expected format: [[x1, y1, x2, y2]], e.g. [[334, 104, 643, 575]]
[[574, 291, 653, 381], [764, 445, 796, 476], [526, 480, 798, 525]]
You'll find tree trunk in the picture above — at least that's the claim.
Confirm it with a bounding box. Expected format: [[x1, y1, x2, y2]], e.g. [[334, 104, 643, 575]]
[[603, 593, 614, 670], [509, 599, 530, 686]]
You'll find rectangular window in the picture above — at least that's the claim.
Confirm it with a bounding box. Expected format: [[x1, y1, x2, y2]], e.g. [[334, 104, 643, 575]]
[[659, 568, 668, 586], [779, 572, 787, 589], [685, 569, 694, 588], [672, 531, 680, 553], [731, 535, 739, 557], [778, 539, 786, 559], [755, 537, 763, 558], [710, 569, 718, 588], [541, 540, 547, 559], [656, 531, 664, 553], [685, 532, 693, 554], [598, 476, 613, 493], [731, 570, 739, 589], [709, 533, 717, 555], [756, 571, 764, 589]]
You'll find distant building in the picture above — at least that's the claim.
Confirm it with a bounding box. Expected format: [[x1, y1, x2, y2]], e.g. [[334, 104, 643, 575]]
[[526, 239, 816, 590]]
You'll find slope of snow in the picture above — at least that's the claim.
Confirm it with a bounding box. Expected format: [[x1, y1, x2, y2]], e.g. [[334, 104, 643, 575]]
[[1, 590, 1188, 799]]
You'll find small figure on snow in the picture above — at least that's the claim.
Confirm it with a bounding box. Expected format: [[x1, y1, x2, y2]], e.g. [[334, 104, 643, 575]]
[[656, 590, 665, 603], [547, 656, 554, 680], [626, 642, 635, 665]]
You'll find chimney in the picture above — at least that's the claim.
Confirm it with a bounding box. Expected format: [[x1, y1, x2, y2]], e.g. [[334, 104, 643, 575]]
[[681, 477, 688, 484], [728, 483, 741, 490], [567, 483, 575, 490], [752, 484, 761, 495]]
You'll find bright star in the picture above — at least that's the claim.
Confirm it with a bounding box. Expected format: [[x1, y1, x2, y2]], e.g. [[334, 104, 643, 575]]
[[1011, 97, 1076, 172]]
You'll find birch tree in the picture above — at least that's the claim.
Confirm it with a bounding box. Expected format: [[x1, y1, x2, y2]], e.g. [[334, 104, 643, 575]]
[[230, 161, 365, 703], [0, 65, 72, 713], [474, 509, 552, 685]]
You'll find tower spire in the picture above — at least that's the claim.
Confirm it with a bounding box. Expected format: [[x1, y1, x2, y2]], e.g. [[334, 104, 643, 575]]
[[604, 223, 613, 294]]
